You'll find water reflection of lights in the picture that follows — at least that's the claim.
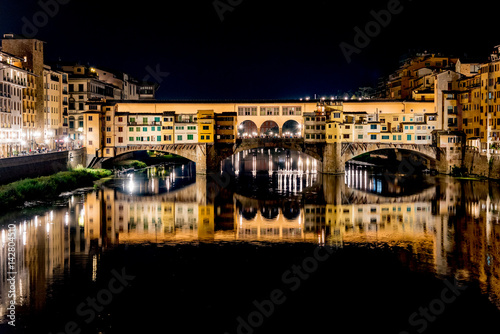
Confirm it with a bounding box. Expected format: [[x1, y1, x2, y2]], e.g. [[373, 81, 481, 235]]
[[92, 255, 97, 282], [79, 206, 85, 227], [128, 175, 135, 194], [346, 167, 383, 193], [252, 155, 257, 177]]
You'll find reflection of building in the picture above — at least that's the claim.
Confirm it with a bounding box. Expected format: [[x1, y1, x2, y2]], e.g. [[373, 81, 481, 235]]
[[0, 209, 71, 319]]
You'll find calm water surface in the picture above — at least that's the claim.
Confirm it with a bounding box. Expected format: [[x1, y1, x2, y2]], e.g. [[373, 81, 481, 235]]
[[1, 149, 500, 333]]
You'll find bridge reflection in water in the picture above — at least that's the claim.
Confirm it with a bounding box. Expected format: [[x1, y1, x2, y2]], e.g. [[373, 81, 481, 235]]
[[2, 164, 500, 320]]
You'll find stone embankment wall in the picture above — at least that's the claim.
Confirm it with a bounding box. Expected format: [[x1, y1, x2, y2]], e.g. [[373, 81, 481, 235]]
[[0, 149, 86, 185], [463, 148, 500, 179]]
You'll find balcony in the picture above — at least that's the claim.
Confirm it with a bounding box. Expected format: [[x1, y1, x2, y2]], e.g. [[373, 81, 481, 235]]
[[2, 76, 27, 87]]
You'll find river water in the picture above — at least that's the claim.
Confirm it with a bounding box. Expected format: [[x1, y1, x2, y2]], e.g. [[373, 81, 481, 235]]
[[1, 149, 500, 333]]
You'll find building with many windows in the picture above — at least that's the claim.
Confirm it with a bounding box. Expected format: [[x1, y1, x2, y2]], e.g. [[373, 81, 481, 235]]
[[0, 50, 28, 157], [1, 34, 45, 150], [43, 65, 68, 149]]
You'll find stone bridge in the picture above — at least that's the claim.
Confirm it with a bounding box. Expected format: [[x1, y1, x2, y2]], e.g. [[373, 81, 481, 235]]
[[95, 140, 452, 175], [322, 142, 450, 174]]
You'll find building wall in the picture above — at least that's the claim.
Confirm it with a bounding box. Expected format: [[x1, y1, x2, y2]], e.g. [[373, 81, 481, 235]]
[[0, 51, 28, 156], [1, 37, 45, 136]]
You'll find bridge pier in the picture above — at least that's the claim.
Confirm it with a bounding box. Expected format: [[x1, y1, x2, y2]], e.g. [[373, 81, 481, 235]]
[[322, 143, 345, 174]]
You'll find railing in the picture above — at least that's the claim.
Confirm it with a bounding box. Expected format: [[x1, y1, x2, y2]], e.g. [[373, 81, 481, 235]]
[[2, 76, 27, 86]]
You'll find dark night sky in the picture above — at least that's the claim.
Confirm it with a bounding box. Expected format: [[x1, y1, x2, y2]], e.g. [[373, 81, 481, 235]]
[[1, 0, 498, 99]]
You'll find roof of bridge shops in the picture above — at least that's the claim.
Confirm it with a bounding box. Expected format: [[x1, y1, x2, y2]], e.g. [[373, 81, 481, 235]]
[[87, 98, 434, 106], [91, 98, 326, 105]]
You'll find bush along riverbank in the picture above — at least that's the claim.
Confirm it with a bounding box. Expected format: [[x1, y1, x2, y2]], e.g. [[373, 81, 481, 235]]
[[0, 168, 113, 210]]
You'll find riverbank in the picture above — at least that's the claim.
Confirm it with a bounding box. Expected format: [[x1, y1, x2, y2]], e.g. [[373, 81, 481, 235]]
[[0, 168, 112, 210]]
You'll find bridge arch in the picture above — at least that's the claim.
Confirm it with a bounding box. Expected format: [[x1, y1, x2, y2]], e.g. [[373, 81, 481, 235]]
[[261, 206, 280, 220], [238, 120, 258, 138], [342, 143, 441, 171], [282, 120, 301, 138], [260, 121, 280, 137], [98, 145, 206, 172], [227, 138, 324, 162], [282, 201, 301, 220]]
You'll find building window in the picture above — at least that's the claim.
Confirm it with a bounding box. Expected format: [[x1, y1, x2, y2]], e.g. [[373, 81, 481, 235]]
[[106, 138, 111, 144], [358, 134, 363, 139], [206, 135, 210, 140], [118, 137, 123, 143], [106, 116, 111, 121], [201, 135, 205, 140], [370, 125, 377, 130], [129, 137, 134, 142], [203, 126, 209, 130], [382, 135, 389, 140], [118, 117, 123, 122], [187, 134, 194, 140], [407, 135, 411, 141], [88, 127, 93, 132], [143, 127, 147, 132], [88, 116, 93, 121], [370, 134, 377, 140], [177, 135, 182, 141]]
